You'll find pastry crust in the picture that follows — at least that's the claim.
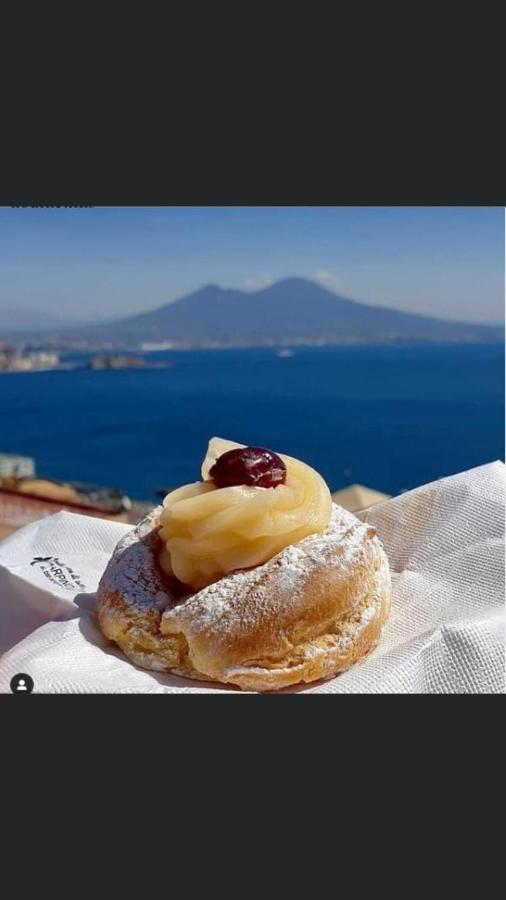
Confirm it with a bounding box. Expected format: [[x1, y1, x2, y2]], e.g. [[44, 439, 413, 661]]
[[95, 504, 391, 691]]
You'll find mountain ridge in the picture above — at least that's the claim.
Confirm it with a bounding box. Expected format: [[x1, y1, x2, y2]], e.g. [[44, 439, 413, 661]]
[[3, 278, 502, 346]]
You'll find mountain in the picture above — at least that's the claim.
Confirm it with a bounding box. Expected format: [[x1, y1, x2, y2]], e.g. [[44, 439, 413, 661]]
[[3, 279, 502, 346]]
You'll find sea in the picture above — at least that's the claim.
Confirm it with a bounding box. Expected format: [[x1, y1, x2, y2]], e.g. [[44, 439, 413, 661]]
[[0, 343, 504, 501]]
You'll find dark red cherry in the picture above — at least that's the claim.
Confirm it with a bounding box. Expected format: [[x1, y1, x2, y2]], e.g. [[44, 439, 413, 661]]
[[209, 446, 286, 488]]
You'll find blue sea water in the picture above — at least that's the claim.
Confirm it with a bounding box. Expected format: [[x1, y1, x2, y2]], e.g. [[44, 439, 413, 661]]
[[0, 344, 504, 500]]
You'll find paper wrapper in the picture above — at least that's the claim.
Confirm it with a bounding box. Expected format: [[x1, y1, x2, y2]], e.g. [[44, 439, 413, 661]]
[[0, 462, 504, 693]]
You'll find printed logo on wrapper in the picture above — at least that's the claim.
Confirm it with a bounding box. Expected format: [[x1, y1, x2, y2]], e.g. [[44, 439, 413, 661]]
[[30, 556, 86, 591]]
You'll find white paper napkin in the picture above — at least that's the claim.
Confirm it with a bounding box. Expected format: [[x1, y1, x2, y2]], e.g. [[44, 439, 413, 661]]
[[0, 461, 504, 693]]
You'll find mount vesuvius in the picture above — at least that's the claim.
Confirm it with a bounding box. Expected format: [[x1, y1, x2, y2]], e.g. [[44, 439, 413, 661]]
[[19, 278, 502, 347]]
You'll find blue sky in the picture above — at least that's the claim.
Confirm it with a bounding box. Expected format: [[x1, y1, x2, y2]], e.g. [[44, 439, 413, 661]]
[[0, 206, 503, 324]]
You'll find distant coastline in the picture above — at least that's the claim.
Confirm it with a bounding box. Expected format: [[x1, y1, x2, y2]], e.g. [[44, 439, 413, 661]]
[[0, 347, 172, 374], [3, 333, 504, 360]]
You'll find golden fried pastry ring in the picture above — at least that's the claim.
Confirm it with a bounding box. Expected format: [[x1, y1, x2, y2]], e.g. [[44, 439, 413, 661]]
[[96, 503, 391, 692]]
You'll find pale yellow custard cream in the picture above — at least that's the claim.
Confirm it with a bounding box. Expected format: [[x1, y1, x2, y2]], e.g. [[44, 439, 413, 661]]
[[158, 437, 332, 589]]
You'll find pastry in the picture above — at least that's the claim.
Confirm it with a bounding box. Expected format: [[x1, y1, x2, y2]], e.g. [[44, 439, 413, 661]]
[[96, 438, 391, 691]]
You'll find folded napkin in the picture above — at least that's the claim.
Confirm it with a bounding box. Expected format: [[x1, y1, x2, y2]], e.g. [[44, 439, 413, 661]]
[[0, 461, 504, 693]]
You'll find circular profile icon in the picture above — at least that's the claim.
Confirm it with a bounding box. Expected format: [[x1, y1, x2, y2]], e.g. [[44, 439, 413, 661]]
[[10, 673, 34, 694]]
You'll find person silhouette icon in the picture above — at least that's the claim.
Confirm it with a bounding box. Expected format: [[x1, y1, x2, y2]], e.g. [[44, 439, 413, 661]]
[[10, 673, 34, 693]]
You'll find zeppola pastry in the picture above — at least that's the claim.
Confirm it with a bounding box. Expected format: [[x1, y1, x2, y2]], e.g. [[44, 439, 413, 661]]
[[96, 438, 391, 691]]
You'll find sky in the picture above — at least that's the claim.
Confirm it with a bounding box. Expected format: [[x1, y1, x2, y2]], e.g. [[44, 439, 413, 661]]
[[0, 206, 503, 324]]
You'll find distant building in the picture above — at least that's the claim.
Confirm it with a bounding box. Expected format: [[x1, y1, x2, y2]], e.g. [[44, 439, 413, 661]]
[[0, 453, 35, 478], [141, 341, 176, 351], [332, 484, 391, 513], [0, 478, 151, 540], [0, 488, 131, 535], [0, 348, 60, 372]]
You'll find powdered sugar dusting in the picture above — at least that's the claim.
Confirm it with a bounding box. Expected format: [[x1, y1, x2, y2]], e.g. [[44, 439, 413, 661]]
[[99, 502, 376, 636], [161, 504, 376, 645], [97, 507, 183, 617], [97, 499, 390, 687], [222, 556, 389, 680]]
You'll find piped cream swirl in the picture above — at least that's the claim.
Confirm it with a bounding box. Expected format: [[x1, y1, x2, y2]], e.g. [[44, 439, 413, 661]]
[[158, 439, 332, 590]]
